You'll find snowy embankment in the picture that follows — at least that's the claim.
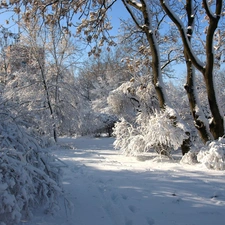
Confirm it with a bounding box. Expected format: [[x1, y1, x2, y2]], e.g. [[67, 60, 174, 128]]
[[22, 136, 225, 225]]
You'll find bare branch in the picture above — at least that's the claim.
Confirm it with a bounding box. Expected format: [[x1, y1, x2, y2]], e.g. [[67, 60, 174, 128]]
[[160, 0, 205, 73]]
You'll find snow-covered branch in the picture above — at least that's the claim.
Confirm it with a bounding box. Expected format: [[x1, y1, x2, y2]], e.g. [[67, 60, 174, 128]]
[[160, 0, 205, 72]]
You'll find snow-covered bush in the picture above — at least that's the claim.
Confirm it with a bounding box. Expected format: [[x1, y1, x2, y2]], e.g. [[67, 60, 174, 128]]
[[180, 150, 198, 165], [197, 137, 225, 170], [113, 118, 146, 155], [113, 108, 188, 156], [139, 109, 188, 154], [0, 110, 63, 224]]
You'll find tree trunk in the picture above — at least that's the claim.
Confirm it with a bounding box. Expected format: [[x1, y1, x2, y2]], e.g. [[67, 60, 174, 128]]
[[181, 133, 190, 155], [183, 0, 211, 144], [141, 2, 166, 109], [123, 0, 167, 109], [204, 70, 224, 139], [203, 0, 224, 138], [38, 52, 58, 142], [184, 64, 210, 143]]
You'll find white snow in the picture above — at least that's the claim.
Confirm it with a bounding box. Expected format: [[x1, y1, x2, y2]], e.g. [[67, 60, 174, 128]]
[[21, 136, 225, 225]]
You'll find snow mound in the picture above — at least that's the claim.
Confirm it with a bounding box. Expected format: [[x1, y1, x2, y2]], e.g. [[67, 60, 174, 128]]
[[197, 137, 225, 170]]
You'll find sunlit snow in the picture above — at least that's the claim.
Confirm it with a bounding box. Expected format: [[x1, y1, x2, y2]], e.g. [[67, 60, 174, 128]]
[[21, 136, 225, 225]]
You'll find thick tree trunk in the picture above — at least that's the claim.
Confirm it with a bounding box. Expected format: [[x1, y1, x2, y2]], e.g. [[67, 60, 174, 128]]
[[140, 5, 166, 109], [204, 70, 224, 139], [181, 133, 190, 155], [184, 64, 210, 143], [183, 0, 210, 144], [140, 1, 166, 108], [203, 1, 224, 138], [123, 0, 167, 109]]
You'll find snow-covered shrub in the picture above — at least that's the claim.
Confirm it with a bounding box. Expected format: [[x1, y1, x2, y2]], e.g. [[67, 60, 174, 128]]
[[197, 137, 225, 170], [113, 118, 146, 155], [139, 109, 188, 154], [0, 113, 63, 224], [180, 150, 198, 165], [113, 108, 188, 156]]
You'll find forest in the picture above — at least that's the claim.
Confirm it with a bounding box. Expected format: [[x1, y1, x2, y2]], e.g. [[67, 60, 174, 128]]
[[0, 0, 225, 224]]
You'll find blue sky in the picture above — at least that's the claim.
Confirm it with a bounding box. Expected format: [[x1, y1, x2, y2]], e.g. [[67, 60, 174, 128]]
[[108, 0, 130, 36], [0, 1, 130, 37], [0, 9, 18, 28]]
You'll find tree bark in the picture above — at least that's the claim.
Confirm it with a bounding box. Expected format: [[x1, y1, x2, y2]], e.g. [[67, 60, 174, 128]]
[[122, 0, 166, 109], [33, 45, 58, 142], [183, 0, 210, 144], [203, 0, 224, 139]]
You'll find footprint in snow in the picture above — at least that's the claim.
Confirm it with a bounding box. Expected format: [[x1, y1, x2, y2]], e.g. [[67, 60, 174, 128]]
[[121, 194, 128, 200], [125, 218, 133, 225], [111, 193, 118, 203], [172, 197, 182, 203], [128, 205, 136, 213], [98, 185, 106, 193], [146, 217, 155, 225]]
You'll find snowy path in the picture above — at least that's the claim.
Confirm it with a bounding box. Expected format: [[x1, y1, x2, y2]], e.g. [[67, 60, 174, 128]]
[[22, 137, 225, 225]]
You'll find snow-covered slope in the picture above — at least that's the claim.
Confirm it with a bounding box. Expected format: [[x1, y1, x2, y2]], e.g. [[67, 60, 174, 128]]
[[22, 136, 225, 225]]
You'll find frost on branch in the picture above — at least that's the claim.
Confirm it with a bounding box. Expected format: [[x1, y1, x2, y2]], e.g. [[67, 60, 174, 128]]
[[113, 118, 145, 156], [107, 82, 139, 122], [0, 109, 63, 224], [107, 78, 159, 123], [197, 137, 225, 170]]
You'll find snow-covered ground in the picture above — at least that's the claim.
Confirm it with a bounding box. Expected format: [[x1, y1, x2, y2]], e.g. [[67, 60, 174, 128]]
[[20, 136, 225, 225]]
